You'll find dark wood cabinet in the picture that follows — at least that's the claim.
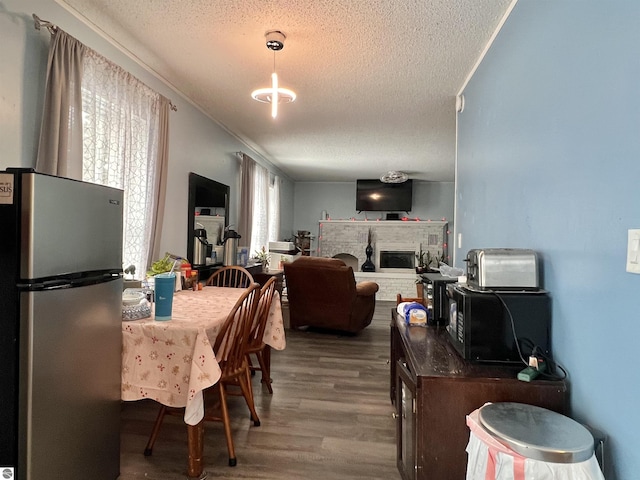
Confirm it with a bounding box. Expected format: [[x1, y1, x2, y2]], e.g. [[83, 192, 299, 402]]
[[253, 269, 284, 297], [194, 263, 264, 284], [294, 231, 312, 256], [390, 312, 568, 479]]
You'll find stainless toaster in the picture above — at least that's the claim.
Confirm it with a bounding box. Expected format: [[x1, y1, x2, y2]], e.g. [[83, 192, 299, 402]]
[[465, 248, 539, 290]]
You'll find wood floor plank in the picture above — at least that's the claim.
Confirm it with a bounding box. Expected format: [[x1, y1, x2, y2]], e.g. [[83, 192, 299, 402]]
[[118, 301, 401, 480]]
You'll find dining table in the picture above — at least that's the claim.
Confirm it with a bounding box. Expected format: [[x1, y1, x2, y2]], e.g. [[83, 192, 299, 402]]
[[121, 285, 286, 478]]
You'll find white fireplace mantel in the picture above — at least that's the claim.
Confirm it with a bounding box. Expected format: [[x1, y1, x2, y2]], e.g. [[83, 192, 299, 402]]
[[317, 220, 448, 300]]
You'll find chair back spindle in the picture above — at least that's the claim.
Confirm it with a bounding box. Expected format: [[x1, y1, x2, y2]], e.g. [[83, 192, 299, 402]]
[[214, 283, 260, 370], [206, 266, 254, 288], [245, 277, 277, 393]]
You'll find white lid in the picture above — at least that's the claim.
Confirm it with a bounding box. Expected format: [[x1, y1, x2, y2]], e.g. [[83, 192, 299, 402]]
[[478, 403, 594, 463]]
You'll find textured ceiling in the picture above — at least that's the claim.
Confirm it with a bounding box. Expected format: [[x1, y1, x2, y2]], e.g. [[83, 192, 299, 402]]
[[60, 0, 512, 182]]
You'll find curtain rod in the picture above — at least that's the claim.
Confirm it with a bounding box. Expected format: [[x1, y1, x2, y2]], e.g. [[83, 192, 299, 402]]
[[32, 13, 177, 112], [33, 14, 57, 35]]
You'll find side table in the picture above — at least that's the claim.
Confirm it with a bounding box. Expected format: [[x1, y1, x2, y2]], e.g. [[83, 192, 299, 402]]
[[253, 269, 284, 297]]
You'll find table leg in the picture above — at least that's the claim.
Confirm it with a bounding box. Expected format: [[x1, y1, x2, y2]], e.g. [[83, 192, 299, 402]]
[[262, 345, 272, 384], [187, 420, 205, 479]]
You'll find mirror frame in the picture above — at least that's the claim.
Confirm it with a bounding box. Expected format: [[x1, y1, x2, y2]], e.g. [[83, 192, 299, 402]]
[[187, 172, 230, 264]]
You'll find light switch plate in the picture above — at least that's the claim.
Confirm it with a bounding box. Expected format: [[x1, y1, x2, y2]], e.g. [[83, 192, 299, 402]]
[[626, 229, 640, 274]]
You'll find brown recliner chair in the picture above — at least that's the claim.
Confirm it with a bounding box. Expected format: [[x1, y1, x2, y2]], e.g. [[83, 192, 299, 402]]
[[283, 256, 379, 333]]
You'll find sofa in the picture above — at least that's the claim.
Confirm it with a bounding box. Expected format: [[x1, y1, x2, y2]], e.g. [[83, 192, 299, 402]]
[[283, 256, 379, 333]]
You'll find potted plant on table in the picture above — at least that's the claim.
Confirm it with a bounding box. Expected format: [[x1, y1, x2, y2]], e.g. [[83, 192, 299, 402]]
[[416, 249, 446, 274], [415, 249, 432, 274], [253, 246, 270, 272]]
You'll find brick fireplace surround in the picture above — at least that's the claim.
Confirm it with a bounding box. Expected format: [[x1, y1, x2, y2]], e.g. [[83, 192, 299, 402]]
[[317, 220, 448, 301]]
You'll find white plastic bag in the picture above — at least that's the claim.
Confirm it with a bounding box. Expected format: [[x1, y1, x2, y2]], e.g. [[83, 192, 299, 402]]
[[439, 262, 464, 278]]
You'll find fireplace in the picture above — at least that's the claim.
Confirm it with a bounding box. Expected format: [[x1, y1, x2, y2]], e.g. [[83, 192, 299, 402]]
[[376, 243, 420, 273], [317, 220, 448, 300]]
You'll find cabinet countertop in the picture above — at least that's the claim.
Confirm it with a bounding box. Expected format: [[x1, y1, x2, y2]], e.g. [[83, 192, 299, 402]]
[[394, 312, 563, 383]]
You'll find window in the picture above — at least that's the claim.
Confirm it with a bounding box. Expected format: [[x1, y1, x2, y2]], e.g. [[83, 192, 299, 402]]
[[35, 30, 168, 278], [240, 154, 280, 257]]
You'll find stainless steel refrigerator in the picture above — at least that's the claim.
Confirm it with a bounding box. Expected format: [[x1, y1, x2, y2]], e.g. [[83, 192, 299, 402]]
[[0, 169, 123, 480]]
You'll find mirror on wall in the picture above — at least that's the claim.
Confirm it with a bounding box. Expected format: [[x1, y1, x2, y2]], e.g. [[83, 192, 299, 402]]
[[187, 172, 230, 264]]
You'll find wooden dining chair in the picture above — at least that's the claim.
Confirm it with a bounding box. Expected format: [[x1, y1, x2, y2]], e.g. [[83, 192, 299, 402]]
[[205, 265, 254, 288], [246, 276, 277, 394], [143, 283, 261, 467]]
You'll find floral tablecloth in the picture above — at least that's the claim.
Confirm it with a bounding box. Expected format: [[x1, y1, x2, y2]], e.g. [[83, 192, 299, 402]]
[[121, 286, 285, 425]]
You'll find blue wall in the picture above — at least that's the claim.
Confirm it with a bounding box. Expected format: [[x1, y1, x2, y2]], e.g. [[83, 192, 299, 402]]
[[456, 1, 640, 478]]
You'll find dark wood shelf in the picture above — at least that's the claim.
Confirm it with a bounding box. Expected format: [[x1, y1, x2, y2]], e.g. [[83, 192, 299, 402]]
[[253, 269, 284, 297], [193, 263, 263, 284]]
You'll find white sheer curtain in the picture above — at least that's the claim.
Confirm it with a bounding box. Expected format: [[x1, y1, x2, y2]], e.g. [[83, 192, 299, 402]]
[[249, 163, 269, 255], [239, 154, 281, 257], [81, 49, 167, 276], [268, 175, 280, 242]]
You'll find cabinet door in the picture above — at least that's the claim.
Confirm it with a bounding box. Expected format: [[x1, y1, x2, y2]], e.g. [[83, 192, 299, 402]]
[[390, 321, 400, 404], [395, 360, 417, 480]]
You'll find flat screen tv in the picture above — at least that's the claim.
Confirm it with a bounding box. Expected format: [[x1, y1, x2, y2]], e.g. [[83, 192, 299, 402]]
[[356, 179, 413, 212]]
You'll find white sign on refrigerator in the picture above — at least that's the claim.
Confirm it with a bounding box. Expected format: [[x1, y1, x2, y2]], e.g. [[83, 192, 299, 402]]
[[0, 173, 14, 204]]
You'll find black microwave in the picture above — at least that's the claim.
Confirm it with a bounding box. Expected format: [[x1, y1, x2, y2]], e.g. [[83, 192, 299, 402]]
[[445, 283, 551, 364]]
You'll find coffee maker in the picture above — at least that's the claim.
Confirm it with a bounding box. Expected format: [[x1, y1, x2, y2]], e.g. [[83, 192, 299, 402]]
[[192, 228, 210, 266], [222, 227, 241, 266]]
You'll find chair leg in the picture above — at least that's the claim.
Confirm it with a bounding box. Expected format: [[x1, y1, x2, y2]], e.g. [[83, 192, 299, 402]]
[[218, 384, 237, 466], [248, 354, 256, 376], [239, 367, 261, 426], [256, 349, 273, 394], [144, 404, 168, 456]]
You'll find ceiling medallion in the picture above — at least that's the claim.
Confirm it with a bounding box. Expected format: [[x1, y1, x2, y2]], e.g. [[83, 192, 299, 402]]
[[251, 30, 296, 119], [380, 171, 409, 183]]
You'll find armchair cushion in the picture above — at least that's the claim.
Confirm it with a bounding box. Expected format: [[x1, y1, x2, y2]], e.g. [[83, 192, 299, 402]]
[[283, 256, 379, 333]]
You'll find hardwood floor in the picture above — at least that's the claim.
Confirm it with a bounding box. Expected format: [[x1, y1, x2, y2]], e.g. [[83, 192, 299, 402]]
[[118, 301, 401, 480]]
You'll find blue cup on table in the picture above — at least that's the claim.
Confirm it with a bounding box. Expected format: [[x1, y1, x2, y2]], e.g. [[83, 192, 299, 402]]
[[154, 272, 175, 321]]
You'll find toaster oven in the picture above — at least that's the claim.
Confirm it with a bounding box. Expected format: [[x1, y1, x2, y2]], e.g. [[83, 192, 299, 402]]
[[465, 248, 539, 291]]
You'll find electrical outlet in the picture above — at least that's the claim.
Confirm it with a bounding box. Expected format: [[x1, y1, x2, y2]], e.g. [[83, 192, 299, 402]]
[[626, 229, 640, 274]]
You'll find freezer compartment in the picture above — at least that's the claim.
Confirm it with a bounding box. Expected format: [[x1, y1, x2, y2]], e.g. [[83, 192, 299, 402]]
[[19, 276, 122, 480], [20, 172, 123, 280]]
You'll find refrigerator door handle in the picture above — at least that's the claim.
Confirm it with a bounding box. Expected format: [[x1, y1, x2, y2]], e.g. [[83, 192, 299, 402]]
[[18, 271, 122, 291]]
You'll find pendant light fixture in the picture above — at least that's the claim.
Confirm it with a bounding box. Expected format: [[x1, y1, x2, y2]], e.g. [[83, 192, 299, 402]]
[[251, 30, 296, 119], [380, 171, 409, 183]]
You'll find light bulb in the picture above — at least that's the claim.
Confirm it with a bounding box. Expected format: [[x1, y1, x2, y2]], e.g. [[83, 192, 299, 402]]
[[271, 72, 278, 118]]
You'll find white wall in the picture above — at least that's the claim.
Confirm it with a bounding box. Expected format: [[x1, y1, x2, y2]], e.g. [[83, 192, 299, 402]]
[[0, 0, 294, 264]]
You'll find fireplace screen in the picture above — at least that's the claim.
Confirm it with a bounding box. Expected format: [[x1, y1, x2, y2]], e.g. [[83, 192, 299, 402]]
[[380, 251, 415, 270]]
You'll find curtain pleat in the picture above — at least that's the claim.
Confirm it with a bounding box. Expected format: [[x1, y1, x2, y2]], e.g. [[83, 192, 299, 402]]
[[36, 29, 85, 179], [238, 153, 255, 246], [150, 96, 170, 263]]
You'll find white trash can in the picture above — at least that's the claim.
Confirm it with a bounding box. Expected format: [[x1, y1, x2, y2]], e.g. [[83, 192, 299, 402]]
[[466, 402, 605, 480]]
